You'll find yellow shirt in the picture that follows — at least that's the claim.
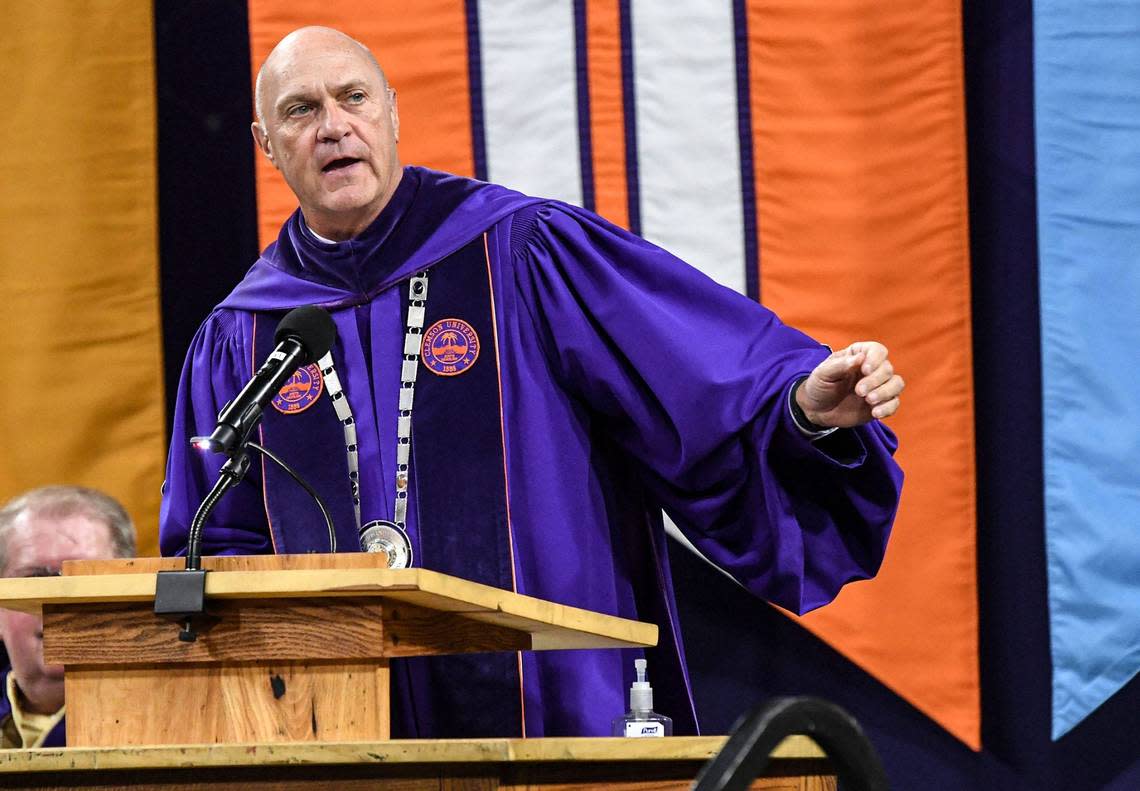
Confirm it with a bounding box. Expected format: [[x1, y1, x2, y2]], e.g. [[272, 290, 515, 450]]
[[1, 673, 64, 749]]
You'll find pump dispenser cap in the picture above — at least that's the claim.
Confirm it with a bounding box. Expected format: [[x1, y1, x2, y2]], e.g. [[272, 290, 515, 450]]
[[630, 658, 653, 712]]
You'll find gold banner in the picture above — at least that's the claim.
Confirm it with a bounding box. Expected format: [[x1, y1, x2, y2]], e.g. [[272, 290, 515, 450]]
[[0, 2, 163, 554]]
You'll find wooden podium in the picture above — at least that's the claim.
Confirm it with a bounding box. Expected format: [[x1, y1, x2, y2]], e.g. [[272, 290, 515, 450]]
[[0, 553, 657, 747], [0, 553, 838, 789]]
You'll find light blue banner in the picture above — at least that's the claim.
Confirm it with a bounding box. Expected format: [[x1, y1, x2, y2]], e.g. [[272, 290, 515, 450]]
[[1035, 0, 1140, 740]]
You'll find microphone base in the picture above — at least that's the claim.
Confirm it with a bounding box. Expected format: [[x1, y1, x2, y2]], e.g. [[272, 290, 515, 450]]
[[154, 569, 217, 642]]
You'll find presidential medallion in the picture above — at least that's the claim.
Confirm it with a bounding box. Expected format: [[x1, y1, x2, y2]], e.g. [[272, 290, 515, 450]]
[[359, 519, 413, 568]]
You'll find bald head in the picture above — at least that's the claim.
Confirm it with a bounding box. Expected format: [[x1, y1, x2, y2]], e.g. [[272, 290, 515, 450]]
[[249, 25, 403, 241], [255, 27, 388, 125]]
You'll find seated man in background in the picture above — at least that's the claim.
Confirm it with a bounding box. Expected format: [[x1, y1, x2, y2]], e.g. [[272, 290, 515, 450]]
[[0, 486, 135, 748]]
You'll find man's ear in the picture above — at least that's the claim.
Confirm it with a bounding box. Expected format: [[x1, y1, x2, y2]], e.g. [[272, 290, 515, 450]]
[[388, 87, 400, 143], [251, 122, 276, 167]]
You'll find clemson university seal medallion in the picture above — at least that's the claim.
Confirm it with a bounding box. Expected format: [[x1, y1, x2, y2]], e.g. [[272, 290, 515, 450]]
[[421, 318, 480, 376], [271, 363, 324, 414]]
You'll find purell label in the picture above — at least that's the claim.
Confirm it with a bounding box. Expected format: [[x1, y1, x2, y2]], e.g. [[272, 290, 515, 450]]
[[624, 721, 665, 738]]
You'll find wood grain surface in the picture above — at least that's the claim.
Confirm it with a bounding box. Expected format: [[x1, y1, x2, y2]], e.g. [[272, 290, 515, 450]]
[[0, 555, 657, 651], [43, 598, 531, 665], [64, 659, 390, 746], [0, 737, 834, 790]]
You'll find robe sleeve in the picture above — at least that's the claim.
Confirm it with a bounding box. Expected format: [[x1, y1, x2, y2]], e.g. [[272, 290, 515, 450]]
[[159, 309, 274, 557], [509, 203, 903, 613]]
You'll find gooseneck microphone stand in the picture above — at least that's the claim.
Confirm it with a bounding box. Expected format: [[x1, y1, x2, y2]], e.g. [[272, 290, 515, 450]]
[[184, 452, 252, 573], [184, 442, 336, 573], [155, 438, 338, 642], [154, 306, 339, 642]]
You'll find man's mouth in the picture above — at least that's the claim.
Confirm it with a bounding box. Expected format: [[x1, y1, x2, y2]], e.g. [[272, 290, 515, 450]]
[[322, 157, 362, 173]]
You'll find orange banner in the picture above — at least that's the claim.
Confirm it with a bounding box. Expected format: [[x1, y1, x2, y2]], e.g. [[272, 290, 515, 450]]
[[246, 0, 979, 748], [249, 0, 476, 248], [0, 2, 164, 555], [747, 0, 979, 747], [585, 0, 628, 229]]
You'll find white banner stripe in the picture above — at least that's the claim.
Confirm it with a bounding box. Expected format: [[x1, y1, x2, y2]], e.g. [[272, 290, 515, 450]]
[[631, 1, 745, 293], [478, 0, 582, 205]]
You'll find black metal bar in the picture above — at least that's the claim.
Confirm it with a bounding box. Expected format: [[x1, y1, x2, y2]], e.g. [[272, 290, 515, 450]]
[[692, 696, 888, 791]]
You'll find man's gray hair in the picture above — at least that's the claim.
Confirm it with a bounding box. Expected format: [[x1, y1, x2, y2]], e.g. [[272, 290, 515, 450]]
[[0, 486, 136, 574]]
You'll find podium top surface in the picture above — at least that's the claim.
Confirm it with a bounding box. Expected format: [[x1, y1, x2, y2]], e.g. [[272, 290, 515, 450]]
[[0, 554, 657, 651], [0, 736, 827, 773]]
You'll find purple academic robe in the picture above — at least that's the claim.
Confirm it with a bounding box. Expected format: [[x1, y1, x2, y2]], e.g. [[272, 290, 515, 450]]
[[160, 166, 903, 738]]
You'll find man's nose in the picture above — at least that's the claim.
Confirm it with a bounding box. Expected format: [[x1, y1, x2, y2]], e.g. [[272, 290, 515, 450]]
[[317, 100, 351, 141]]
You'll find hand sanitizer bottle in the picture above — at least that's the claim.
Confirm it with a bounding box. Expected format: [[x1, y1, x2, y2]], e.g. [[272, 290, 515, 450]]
[[612, 658, 673, 737]]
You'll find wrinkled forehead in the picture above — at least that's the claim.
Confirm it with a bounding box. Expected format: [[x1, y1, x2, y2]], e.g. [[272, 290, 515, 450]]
[[2, 511, 114, 574], [259, 36, 386, 111]]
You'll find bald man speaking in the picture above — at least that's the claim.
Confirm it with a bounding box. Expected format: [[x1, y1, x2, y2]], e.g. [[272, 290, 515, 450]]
[[160, 27, 905, 739]]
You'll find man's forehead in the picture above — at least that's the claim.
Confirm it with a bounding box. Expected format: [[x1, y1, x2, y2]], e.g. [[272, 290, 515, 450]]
[[259, 40, 386, 117], [4, 512, 112, 567], [273, 67, 381, 103]]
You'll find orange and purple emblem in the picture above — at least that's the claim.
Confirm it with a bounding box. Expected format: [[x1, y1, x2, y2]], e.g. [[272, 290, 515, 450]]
[[271, 363, 324, 414], [421, 318, 480, 376]]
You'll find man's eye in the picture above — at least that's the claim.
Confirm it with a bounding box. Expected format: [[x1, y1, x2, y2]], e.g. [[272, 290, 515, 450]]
[[347, 92, 366, 104], [288, 105, 312, 117]]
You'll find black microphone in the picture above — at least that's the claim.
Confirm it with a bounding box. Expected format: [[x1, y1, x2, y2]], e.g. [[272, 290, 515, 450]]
[[192, 306, 337, 456]]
